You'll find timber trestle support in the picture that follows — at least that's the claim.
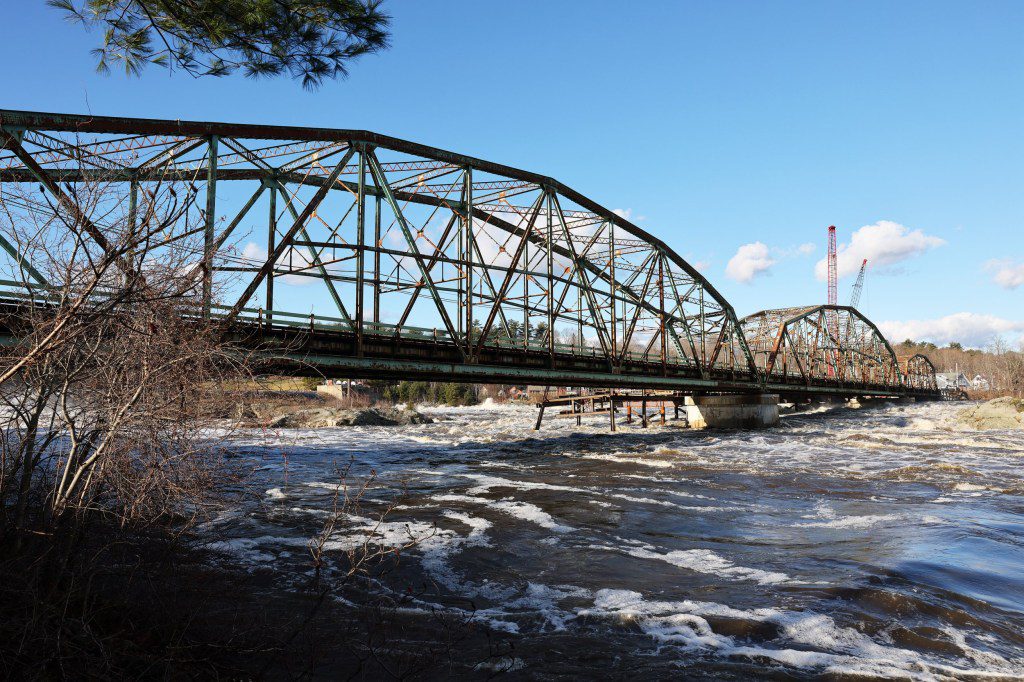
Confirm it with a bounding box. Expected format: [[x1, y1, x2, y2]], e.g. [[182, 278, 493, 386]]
[[532, 390, 691, 431]]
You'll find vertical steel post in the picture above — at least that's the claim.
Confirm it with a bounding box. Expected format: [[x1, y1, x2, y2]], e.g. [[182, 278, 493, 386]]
[[546, 191, 554, 360], [128, 179, 138, 228], [127, 177, 138, 244], [609, 220, 617, 360], [457, 198, 463, 338], [126, 177, 138, 282], [464, 166, 474, 354], [356, 146, 366, 353], [523, 213, 530, 349], [373, 194, 381, 328], [576, 277, 583, 353], [266, 181, 276, 323], [659, 255, 667, 375], [202, 135, 219, 317], [699, 287, 706, 369]]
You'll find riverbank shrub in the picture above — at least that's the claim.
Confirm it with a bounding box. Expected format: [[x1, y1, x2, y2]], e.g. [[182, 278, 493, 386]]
[[0, 160, 493, 678]]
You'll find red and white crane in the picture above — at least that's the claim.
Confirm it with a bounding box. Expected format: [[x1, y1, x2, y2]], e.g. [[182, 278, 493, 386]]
[[827, 225, 838, 306], [849, 258, 868, 309]]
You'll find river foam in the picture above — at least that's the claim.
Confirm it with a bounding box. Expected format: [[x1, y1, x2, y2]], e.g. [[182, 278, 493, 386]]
[[215, 400, 1024, 678]]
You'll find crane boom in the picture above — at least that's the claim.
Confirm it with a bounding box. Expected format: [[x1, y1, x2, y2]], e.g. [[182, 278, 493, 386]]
[[849, 258, 868, 308], [827, 225, 837, 306]]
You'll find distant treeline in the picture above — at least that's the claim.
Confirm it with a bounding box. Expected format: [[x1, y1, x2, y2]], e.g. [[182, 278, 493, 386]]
[[376, 381, 479, 407], [897, 339, 1023, 396]]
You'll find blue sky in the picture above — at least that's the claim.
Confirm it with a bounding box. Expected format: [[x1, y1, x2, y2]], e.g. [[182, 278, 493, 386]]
[[2, 1, 1021, 346]]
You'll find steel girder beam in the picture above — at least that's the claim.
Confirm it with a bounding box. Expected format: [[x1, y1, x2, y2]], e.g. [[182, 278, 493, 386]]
[[224, 147, 355, 320], [0, 231, 48, 286], [0, 127, 139, 280], [365, 147, 463, 358]]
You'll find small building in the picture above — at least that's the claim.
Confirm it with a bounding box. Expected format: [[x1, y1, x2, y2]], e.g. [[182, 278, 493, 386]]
[[317, 379, 368, 400], [972, 375, 991, 391], [936, 372, 970, 391], [526, 386, 578, 403]]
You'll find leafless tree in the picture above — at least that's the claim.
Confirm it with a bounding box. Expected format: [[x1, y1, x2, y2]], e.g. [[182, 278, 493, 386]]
[[0, 163, 253, 538], [0, 163, 496, 675]]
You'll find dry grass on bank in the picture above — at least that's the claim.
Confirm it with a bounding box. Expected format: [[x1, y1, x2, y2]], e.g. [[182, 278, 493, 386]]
[[220, 375, 322, 393], [966, 389, 1024, 402]]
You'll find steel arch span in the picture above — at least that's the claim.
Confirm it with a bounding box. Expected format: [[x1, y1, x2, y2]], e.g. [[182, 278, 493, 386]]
[[904, 354, 939, 392], [0, 110, 936, 398], [0, 109, 758, 387], [739, 305, 908, 393]]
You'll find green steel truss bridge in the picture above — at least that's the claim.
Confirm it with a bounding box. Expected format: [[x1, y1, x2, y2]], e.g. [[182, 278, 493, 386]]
[[0, 110, 938, 400]]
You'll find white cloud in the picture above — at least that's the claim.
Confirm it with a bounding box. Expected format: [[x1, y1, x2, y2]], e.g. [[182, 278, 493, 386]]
[[775, 242, 817, 258], [241, 241, 317, 286], [878, 312, 1024, 349], [242, 242, 266, 259], [612, 208, 645, 223], [985, 259, 1024, 290], [725, 242, 775, 283], [814, 220, 945, 281], [692, 259, 711, 272]]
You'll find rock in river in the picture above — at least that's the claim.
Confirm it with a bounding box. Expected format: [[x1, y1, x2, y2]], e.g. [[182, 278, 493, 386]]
[[956, 397, 1024, 430], [266, 406, 433, 429]]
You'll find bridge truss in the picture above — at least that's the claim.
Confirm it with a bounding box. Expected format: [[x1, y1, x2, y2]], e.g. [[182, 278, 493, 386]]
[[903, 354, 939, 392], [738, 305, 906, 394], [0, 110, 936, 398], [0, 110, 760, 388]]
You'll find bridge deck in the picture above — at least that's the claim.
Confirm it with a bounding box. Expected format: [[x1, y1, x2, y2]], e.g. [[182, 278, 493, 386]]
[[228, 321, 941, 400]]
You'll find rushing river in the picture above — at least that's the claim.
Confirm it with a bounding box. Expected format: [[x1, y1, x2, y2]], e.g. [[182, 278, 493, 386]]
[[210, 401, 1024, 679]]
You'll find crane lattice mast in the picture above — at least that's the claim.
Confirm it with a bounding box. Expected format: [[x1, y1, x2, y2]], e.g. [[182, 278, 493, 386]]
[[827, 225, 838, 306], [849, 258, 868, 309], [825, 225, 840, 377]]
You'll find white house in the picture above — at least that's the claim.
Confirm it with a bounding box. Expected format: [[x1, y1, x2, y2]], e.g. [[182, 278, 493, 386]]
[[936, 372, 970, 391]]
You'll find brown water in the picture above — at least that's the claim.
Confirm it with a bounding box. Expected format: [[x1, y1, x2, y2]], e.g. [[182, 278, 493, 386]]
[[209, 401, 1024, 679]]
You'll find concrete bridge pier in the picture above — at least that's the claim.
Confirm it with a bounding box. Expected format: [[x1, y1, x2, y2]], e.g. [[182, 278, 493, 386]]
[[682, 394, 780, 430]]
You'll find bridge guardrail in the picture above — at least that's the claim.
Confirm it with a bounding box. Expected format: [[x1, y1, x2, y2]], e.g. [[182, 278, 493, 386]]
[[0, 281, 930, 395]]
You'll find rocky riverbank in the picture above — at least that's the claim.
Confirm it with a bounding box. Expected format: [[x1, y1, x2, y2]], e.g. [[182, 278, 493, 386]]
[[956, 397, 1024, 430]]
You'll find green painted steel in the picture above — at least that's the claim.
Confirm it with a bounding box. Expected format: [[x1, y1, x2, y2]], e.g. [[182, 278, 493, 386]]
[[0, 109, 941, 400], [255, 351, 932, 400]]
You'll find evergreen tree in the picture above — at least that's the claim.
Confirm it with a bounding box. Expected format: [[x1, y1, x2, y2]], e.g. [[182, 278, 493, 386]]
[[49, 0, 391, 89], [503, 319, 522, 341]]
